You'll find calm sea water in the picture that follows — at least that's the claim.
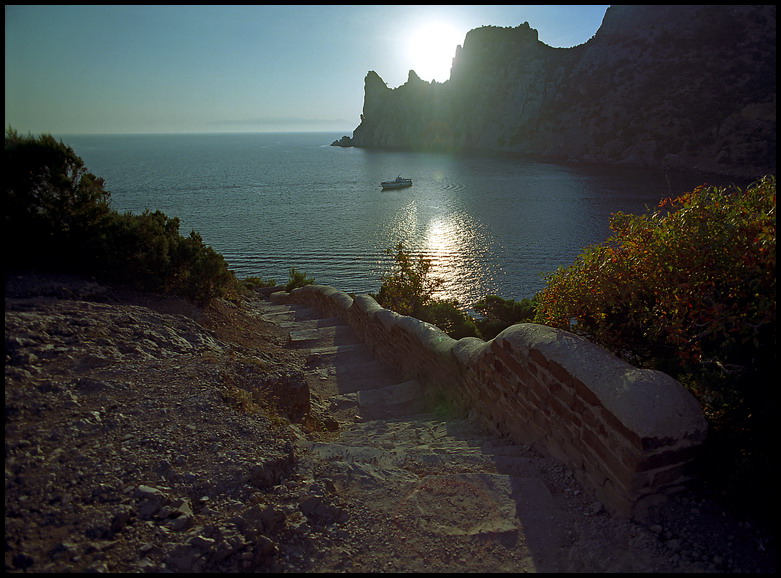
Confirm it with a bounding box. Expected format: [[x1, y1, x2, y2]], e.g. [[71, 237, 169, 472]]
[[61, 132, 725, 307]]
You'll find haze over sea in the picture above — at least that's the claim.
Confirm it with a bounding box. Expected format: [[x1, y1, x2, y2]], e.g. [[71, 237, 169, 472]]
[[62, 132, 732, 308]]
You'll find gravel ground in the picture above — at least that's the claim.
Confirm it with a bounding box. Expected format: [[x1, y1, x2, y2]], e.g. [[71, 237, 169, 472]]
[[4, 272, 776, 573]]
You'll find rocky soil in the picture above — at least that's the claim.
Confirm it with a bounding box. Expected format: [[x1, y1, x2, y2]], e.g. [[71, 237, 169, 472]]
[[5, 272, 777, 573]]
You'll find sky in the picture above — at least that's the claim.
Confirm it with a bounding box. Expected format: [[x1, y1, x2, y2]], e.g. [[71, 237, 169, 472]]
[[5, 5, 610, 135]]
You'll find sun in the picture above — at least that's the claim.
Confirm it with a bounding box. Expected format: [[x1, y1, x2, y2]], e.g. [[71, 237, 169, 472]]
[[406, 21, 465, 82]]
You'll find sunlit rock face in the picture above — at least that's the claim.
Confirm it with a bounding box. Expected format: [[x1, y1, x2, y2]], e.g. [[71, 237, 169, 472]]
[[338, 5, 776, 178]]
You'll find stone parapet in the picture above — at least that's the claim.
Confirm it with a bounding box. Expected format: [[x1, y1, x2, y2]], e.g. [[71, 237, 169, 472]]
[[279, 285, 708, 519]]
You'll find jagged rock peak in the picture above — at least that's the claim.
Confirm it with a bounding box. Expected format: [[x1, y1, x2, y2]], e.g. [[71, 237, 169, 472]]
[[596, 5, 702, 41], [462, 21, 540, 49], [364, 70, 388, 90], [450, 21, 548, 84], [407, 69, 425, 83], [335, 5, 775, 178]]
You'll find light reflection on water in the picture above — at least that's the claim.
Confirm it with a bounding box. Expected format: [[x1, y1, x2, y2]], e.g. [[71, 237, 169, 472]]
[[421, 212, 493, 306], [384, 199, 419, 244], [60, 132, 741, 309]]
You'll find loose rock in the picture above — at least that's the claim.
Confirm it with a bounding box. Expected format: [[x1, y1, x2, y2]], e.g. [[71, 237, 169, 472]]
[[4, 272, 776, 573]]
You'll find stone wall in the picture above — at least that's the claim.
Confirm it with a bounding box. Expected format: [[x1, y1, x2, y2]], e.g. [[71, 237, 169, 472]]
[[272, 285, 708, 519]]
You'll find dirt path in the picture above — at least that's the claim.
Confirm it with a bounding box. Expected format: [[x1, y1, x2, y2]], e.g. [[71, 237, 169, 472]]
[[5, 273, 775, 573]]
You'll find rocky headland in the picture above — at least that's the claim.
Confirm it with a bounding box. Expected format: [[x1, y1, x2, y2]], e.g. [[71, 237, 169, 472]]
[[333, 5, 776, 179], [5, 271, 777, 572]]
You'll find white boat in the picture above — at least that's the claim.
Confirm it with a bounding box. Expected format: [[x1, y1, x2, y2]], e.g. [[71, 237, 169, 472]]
[[380, 176, 413, 190]]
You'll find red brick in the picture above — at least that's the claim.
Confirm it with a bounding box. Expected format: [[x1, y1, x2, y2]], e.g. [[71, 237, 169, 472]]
[[492, 344, 527, 374], [529, 348, 549, 369], [629, 461, 695, 493], [598, 407, 642, 448], [597, 479, 635, 518], [569, 395, 586, 415], [579, 406, 599, 429], [569, 376, 603, 407], [568, 410, 584, 431], [581, 428, 634, 493], [546, 359, 573, 386], [547, 394, 572, 422], [634, 444, 704, 473]]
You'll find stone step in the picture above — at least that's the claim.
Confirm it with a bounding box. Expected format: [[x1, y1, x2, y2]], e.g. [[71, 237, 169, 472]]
[[270, 316, 348, 330], [344, 415, 485, 442], [258, 306, 300, 325], [333, 418, 538, 473], [288, 324, 359, 348], [306, 356, 404, 395], [259, 310, 295, 324], [260, 298, 573, 569], [285, 304, 323, 320], [303, 438, 562, 540], [397, 472, 526, 537], [259, 303, 322, 323], [291, 316, 347, 329], [356, 380, 427, 420], [306, 441, 406, 469], [305, 343, 371, 359], [337, 416, 480, 449], [257, 301, 293, 313], [311, 419, 541, 480]]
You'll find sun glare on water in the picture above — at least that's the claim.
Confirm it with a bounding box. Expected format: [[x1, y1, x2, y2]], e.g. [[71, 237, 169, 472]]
[[406, 21, 465, 82]]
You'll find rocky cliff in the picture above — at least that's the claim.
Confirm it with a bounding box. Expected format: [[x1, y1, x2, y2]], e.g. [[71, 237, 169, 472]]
[[334, 5, 776, 179]]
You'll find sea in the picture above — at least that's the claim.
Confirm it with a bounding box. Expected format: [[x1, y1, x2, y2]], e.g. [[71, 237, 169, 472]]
[[59, 132, 734, 309]]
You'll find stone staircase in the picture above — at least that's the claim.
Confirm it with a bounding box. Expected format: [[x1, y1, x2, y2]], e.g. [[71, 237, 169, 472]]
[[260, 302, 428, 420], [255, 299, 681, 572]]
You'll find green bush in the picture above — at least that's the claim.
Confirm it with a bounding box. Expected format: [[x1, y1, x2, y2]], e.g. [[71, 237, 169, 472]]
[[534, 176, 775, 377], [473, 294, 537, 340], [96, 206, 237, 304], [420, 299, 480, 339], [284, 267, 315, 292], [242, 276, 278, 291], [534, 177, 776, 486], [375, 243, 545, 340], [374, 242, 479, 339], [375, 242, 444, 317], [4, 129, 237, 302], [532, 176, 776, 520], [5, 128, 113, 270]]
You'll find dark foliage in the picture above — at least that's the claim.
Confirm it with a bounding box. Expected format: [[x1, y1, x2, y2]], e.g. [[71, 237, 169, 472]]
[[5, 129, 237, 302], [473, 294, 537, 340], [374, 242, 479, 339]]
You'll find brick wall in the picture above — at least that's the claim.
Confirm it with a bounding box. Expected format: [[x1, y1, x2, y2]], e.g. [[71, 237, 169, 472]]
[[273, 285, 708, 519]]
